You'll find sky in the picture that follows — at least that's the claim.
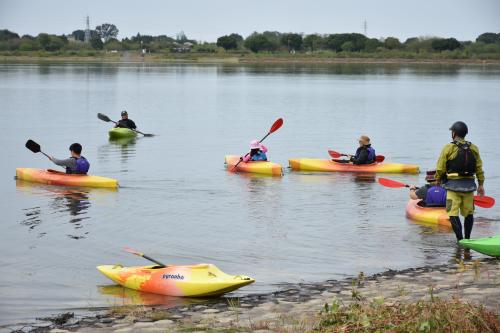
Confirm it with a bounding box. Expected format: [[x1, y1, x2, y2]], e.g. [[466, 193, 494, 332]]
[[1, 0, 499, 42]]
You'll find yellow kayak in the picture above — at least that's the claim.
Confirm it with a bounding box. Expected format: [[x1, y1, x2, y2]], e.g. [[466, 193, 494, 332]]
[[225, 155, 283, 176], [16, 168, 118, 188], [289, 158, 419, 174], [97, 264, 255, 297]]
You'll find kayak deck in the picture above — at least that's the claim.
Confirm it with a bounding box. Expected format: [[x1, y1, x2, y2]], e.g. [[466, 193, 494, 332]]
[[405, 199, 450, 228], [459, 236, 500, 257], [97, 264, 255, 297], [109, 127, 137, 139], [289, 158, 419, 174], [16, 168, 118, 188], [225, 155, 283, 176]]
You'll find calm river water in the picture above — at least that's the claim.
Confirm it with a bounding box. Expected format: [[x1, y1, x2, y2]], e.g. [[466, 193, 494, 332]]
[[0, 62, 499, 326]]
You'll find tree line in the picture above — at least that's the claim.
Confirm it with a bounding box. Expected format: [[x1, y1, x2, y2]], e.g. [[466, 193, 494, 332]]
[[1, 25, 499, 55]]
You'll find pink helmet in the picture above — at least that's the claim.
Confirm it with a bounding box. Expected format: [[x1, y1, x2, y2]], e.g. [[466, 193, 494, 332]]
[[249, 140, 261, 149]]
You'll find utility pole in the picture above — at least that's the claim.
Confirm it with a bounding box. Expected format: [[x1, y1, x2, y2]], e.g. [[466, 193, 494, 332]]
[[84, 15, 91, 43]]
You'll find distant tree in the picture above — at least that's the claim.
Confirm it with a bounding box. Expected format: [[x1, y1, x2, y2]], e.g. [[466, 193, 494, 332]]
[[384, 37, 402, 49], [326, 33, 367, 52], [431, 38, 462, 51], [37, 33, 51, 50], [244, 32, 278, 52], [217, 34, 241, 50], [303, 34, 323, 51], [0, 29, 20, 41], [104, 38, 122, 50], [364, 38, 383, 52], [36, 33, 67, 51], [71, 30, 86, 41], [176, 31, 188, 43], [476, 32, 500, 44], [404, 37, 419, 45], [90, 35, 104, 49], [95, 23, 119, 42], [280, 33, 302, 51], [341, 41, 354, 52]]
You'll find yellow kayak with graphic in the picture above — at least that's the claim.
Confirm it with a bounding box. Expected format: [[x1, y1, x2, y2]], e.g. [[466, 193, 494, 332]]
[[16, 168, 118, 188], [405, 199, 450, 227], [97, 264, 255, 297]]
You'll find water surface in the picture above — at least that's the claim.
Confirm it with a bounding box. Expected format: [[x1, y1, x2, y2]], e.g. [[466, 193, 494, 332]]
[[1, 62, 499, 326]]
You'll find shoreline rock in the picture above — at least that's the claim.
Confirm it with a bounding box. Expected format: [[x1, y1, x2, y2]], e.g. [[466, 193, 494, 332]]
[[6, 257, 498, 333]]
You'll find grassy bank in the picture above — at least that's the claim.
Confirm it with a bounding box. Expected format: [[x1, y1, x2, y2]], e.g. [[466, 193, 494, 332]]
[[2, 50, 500, 65]]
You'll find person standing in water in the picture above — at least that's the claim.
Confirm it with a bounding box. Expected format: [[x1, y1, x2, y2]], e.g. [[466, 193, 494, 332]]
[[115, 111, 137, 129], [435, 121, 485, 241], [49, 143, 90, 174], [242, 140, 268, 162]]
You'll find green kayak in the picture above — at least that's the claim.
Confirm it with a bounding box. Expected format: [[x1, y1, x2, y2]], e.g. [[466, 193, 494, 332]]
[[108, 128, 137, 139], [459, 235, 500, 257]]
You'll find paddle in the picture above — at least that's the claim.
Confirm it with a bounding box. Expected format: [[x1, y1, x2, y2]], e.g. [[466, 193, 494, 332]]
[[25, 139, 51, 159], [378, 178, 495, 208], [232, 118, 284, 171], [123, 246, 166, 267], [97, 113, 154, 137], [328, 150, 385, 163]]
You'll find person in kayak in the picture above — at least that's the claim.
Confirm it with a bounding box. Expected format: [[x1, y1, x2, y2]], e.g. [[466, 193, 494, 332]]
[[241, 140, 268, 162], [115, 110, 137, 129], [435, 121, 485, 241], [345, 135, 376, 164], [409, 170, 446, 207], [49, 143, 90, 175]]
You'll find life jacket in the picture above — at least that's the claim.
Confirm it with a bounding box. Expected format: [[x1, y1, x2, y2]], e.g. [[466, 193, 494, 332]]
[[68, 156, 90, 174], [355, 145, 376, 163], [446, 141, 476, 176], [425, 185, 446, 207], [251, 151, 267, 161]]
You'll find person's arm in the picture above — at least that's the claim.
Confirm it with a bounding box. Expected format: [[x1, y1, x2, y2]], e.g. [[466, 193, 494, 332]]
[[472, 144, 485, 195], [242, 154, 251, 162], [50, 157, 76, 169], [351, 149, 368, 165], [259, 144, 268, 153], [434, 145, 449, 184], [129, 120, 137, 129]]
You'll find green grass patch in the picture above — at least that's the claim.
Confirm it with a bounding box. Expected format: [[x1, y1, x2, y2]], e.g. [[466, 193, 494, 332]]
[[315, 298, 499, 333]]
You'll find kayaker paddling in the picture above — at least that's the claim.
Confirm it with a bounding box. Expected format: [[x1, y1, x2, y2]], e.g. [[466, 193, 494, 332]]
[[333, 135, 376, 165], [115, 110, 137, 130], [241, 140, 268, 162], [435, 121, 485, 241], [409, 170, 446, 207], [49, 143, 90, 175]]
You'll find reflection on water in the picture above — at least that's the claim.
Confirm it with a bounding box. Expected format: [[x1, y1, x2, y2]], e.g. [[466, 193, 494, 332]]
[[98, 285, 207, 307], [16, 180, 116, 239], [98, 137, 137, 170]]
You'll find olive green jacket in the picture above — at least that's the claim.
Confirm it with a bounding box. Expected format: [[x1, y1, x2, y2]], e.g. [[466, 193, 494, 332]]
[[435, 139, 484, 185]]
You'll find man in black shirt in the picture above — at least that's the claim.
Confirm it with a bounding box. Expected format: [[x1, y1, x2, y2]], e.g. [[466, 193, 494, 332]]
[[115, 111, 137, 129]]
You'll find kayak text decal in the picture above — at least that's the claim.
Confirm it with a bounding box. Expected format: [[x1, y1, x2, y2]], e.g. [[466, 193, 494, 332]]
[[162, 273, 185, 280]]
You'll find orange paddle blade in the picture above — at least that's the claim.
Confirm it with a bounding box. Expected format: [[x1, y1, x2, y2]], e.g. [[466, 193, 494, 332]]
[[474, 196, 495, 208], [328, 150, 343, 158], [378, 178, 407, 188], [269, 118, 284, 133], [375, 155, 385, 162]]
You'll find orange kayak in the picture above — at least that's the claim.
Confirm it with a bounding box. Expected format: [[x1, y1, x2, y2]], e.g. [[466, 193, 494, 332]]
[[16, 168, 118, 188], [288, 158, 419, 174], [225, 155, 282, 176], [405, 199, 450, 227]]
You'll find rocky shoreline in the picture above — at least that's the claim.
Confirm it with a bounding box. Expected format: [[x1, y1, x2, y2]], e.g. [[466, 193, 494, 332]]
[[6, 256, 499, 333]]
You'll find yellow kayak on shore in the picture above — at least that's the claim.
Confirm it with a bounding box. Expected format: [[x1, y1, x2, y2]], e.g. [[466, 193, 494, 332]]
[[97, 264, 255, 297]]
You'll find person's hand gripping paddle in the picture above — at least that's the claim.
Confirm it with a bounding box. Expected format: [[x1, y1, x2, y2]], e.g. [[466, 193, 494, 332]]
[[328, 150, 385, 163]]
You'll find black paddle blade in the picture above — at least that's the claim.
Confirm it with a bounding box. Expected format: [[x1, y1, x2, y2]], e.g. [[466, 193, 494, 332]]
[[25, 139, 41, 153], [143, 133, 154, 137], [97, 113, 111, 122]]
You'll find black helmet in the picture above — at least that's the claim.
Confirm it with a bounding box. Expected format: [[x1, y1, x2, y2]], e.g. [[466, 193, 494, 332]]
[[121, 110, 128, 116], [449, 121, 468, 138]]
